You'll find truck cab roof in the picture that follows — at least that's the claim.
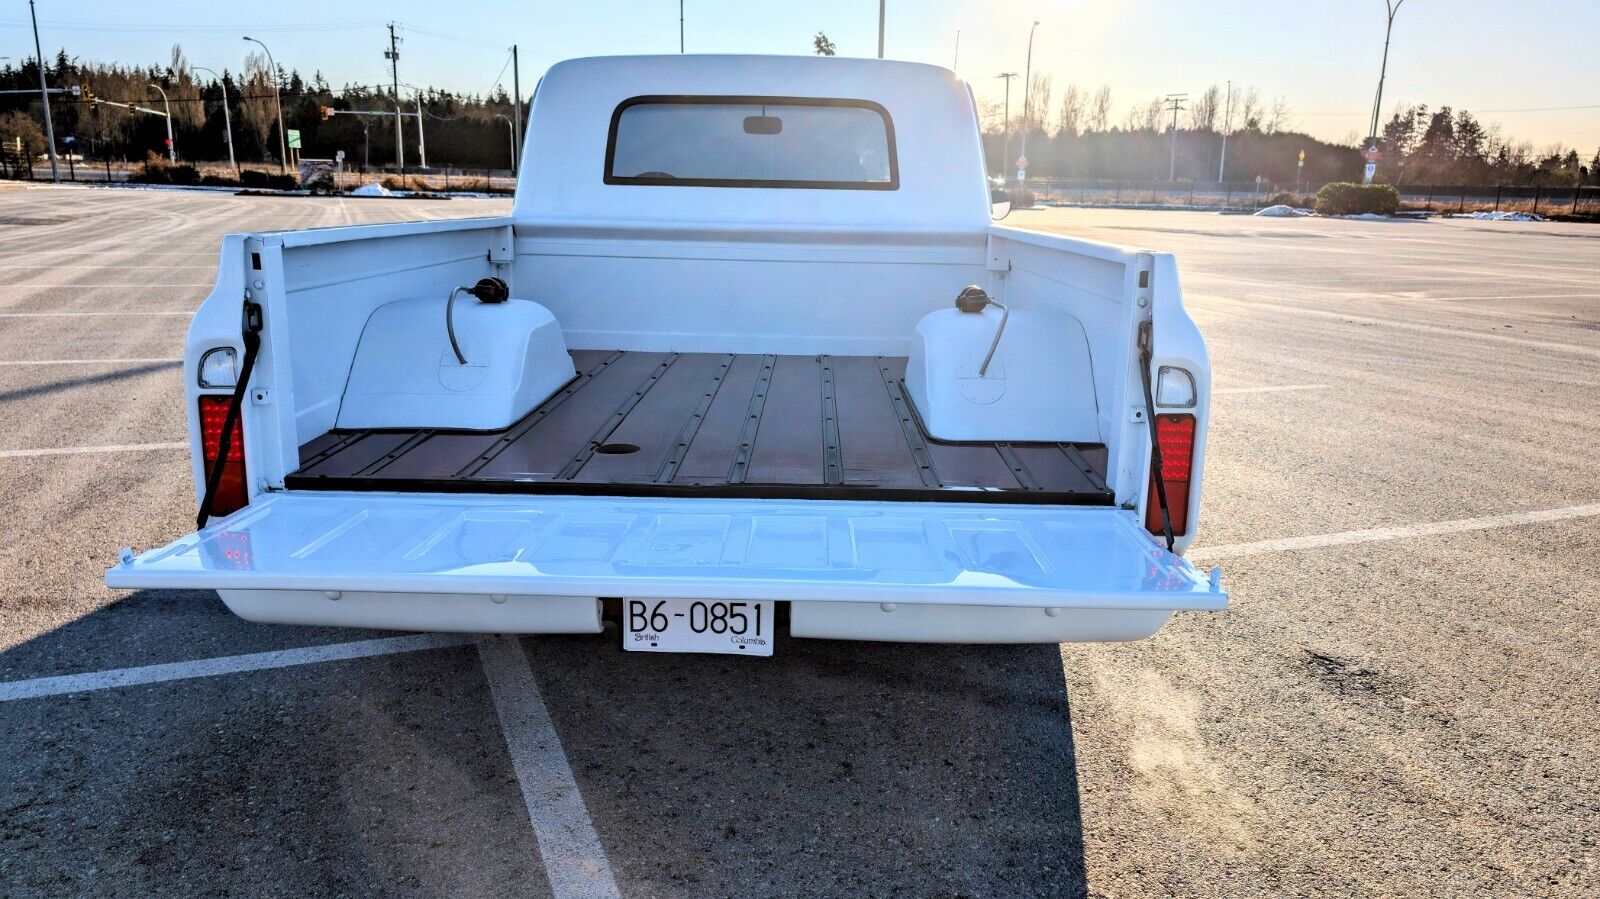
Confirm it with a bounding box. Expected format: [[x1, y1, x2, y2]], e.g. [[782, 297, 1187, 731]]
[[511, 54, 991, 234]]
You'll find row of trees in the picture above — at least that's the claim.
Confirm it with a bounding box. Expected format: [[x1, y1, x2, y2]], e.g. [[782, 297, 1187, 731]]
[[975, 76, 1597, 188], [1378, 104, 1597, 186], [977, 77, 1357, 184], [0, 47, 526, 172], [5, 48, 1596, 188]]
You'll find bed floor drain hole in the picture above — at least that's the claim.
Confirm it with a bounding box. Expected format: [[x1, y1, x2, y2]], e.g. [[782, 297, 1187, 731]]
[[595, 442, 640, 455]]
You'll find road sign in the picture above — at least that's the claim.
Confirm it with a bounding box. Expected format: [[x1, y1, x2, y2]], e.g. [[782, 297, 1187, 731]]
[[1363, 162, 1377, 184], [335, 150, 345, 162], [1364, 144, 1381, 162], [286, 129, 302, 150], [1298, 149, 1305, 163]]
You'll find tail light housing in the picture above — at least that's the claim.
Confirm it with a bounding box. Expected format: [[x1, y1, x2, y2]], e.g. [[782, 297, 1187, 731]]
[[198, 395, 249, 517], [1145, 413, 1195, 538]]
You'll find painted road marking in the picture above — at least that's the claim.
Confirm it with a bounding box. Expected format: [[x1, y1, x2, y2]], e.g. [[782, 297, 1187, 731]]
[[1193, 503, 1600, 561], [1214, 384, 1329, 395], [478, 635, 622, 899], [0, 357, 182, 365], [0, 633, 475, 702], [0, 442, 187, 459], [0, 311, 190, 317]]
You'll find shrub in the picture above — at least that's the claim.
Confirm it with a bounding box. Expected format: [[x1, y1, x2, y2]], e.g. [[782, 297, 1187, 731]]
[[1009, 187, 1037, 209], [239, 169, 298, 190], [1315, 182, 1399, 216], [199, 174, 236, 187], [168, 164, 200, 186]]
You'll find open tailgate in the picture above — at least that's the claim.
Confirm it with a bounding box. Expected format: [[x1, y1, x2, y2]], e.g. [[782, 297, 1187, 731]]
[[108, 492, 1225, 610]]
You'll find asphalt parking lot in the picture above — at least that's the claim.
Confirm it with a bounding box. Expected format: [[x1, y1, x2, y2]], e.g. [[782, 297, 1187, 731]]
[[2, 187, 1596, 898]]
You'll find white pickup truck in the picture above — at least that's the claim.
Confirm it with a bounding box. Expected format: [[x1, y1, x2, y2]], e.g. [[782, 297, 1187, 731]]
[[108, 55, 1224, 655]]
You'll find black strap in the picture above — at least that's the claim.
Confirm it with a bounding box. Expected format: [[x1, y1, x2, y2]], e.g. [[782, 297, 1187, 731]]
[[196, 301, 264, 529], [1138, 321, 1175, 552]]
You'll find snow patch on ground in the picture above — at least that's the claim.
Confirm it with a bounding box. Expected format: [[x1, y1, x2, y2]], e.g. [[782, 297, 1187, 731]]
[[1449, 210, 1546, 222], [349, 183, 395, 198], [1340, 212, 1393, 221], [1254, 204, 1313, 217]]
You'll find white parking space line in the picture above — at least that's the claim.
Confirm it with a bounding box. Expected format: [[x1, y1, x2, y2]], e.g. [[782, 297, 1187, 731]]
[[0, 358, 181, 366], [477, 635, 622, 899], [0, 633, 476, 702], [0, 442, 187, 459], [1214, 384, 1329, 395], [1192, 503, 1600, 562], [0, 311, 191, 317]]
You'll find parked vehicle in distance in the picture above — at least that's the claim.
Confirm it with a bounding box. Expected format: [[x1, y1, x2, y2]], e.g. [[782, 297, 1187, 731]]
[[108, 55, 1225, 656]]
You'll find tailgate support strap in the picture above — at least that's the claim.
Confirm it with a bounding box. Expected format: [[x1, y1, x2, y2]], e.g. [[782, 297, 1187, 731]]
[[1137, 320, 1175, 552], [196, 299, 263, 529]]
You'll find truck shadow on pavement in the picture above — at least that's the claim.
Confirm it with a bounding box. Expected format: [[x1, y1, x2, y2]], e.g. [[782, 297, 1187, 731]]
[[1, 591, 1088, 898], [526, 631, 1090, 898]]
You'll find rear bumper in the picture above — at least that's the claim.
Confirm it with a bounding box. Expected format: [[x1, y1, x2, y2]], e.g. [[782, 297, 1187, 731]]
[[217, 589, 1176, 643]]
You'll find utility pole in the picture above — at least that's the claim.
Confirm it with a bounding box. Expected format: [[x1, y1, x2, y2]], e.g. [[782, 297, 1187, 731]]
[[996, 73, 1017, 185], [952, 31, 959, 73], [386, 23, 404, 177], [511, 45, 522, 167], [193, 67, 236, 175], [877, 0, 885, 59], [679, 1, 685, 53], [28, 0, 60, 182], [414, 92, 427, 169], [1017, 20, 1039, 183], [1218, 80, 1231, 182], [243, 36, 287, 174], [1165, 93, 1188, 181], [148, 83, 175, 163]]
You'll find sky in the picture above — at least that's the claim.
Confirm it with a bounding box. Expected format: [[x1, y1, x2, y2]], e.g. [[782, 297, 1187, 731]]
[[5, 0, 1599, 151]]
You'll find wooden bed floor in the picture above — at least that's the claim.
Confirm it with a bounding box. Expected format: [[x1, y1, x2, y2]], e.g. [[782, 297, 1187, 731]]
[[286, 351, 1113, 505]]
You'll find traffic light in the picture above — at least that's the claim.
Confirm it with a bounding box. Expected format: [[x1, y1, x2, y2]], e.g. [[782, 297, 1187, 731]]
[[80, 85, 94, 101], [320, 106, 332, 121]]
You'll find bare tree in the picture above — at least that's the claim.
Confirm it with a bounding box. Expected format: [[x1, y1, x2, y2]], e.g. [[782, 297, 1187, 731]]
[[1264, 96, 1292, 134], [1188, 84, 1220, 131], [1239, 86, 1262, 130], [1025, 73, 1052, 134], [166, 44, 204, 129], [812, 32, 836, 56], [239, 51, 277, 160], [1088, 85, 1112, 132], [1057, 83, 1085, 136]]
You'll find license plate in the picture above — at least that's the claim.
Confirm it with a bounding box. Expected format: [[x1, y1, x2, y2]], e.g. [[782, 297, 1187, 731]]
[[621, 599, 774, 656]]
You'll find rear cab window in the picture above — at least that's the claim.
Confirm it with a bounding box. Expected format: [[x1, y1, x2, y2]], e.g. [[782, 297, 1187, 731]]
[[605, 96, 898, 190]]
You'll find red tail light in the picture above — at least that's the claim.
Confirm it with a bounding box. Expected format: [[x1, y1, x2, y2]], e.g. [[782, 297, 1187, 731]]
[[198, 395, 249, 517], [1145, 413, 1195, 538]]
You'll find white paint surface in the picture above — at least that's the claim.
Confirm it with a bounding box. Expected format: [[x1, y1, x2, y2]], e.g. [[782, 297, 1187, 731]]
[[477, 635, 621, 899], [0, 357, 181, 365], [1193, 503, 1600, 561], [0, 633, 474, 702], [0, 442, 186, 459], [1213, 384, 1329, 395]]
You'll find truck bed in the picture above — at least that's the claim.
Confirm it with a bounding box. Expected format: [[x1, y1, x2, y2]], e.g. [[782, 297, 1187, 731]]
[[286, 351, 1113, 506]]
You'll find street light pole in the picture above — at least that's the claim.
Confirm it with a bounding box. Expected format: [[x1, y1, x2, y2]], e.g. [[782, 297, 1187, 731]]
[[148, 83, 175, 163], [494, 113, 516, 175], [193, 66, 236, 175], [878, 1, 886, 59], [996, 72, 1017, 185], [242, 36, 288, 175], [1366, 0, 1406, 145], [28, 0, 60, 182], [1018, 21, 1039, 183]]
